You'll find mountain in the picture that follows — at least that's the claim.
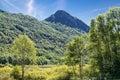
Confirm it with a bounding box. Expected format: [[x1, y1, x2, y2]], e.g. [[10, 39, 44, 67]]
[[45, 10, 89, 32], [0, 10, 84, 64]]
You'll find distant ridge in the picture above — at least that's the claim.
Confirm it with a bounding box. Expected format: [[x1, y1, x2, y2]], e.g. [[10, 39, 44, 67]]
[[0, 9, 5, 13], [45, 10, 89, 32]]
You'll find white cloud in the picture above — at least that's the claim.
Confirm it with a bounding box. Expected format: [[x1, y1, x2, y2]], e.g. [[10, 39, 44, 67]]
[[27, 0, 33, 14], [27, 0, 36, 17]]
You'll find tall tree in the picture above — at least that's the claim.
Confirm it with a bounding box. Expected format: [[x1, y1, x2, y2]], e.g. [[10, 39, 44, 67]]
[[66, 36, 87, 79], [65, 40, 77, 79], [11, 35, 36, 80], [89, 7, 120, 78], [106, 8, 120, 77]]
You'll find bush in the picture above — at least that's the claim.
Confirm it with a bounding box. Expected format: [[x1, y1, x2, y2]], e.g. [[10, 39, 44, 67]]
[[10, 66, 21, 80], [0, 64, 4, 67], [0, 65, 76, 80], [25, 72, 47, 80], [47, 65, 71, 80], [0, 66, 12, 80]]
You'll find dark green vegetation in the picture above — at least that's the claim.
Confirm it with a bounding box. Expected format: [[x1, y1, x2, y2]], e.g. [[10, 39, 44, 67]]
[[65, 7, 120, 79], [0, 9, 84, 65], [65, 36, 88, 80], [89, 7, 120, 79]]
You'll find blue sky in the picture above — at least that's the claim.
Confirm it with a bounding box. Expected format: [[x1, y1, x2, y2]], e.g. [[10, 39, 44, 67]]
[[0, 0, 120, 25]]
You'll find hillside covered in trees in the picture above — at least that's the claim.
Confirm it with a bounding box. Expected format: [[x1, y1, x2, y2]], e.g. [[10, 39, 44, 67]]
[[0, 9, 85, 65]]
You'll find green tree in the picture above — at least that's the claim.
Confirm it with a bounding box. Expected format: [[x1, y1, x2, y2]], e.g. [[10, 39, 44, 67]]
[[11, 35, 36, 80], [89, 7, 120, 79], [65, 41, 77, 79], [66, 36, 87, 79]]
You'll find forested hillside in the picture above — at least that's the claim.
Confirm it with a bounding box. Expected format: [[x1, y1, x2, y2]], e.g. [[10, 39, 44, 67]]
[[0, 9, 84, 65]]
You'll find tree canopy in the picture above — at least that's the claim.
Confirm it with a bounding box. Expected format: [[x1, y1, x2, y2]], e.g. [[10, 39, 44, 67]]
[[11, 35, 36, 80]]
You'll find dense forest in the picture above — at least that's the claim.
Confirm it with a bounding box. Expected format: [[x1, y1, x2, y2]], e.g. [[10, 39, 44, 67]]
[[0, 9, 84, 65], [0, 7, 120, 80]]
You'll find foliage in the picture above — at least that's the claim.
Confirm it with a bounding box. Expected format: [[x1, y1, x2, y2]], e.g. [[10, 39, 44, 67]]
[[11, 35, 36, 80], [0, 66, 13, 80], [10, 66, 21, 80], [11, 35, 36, 65], [64, 7, 120, 79], [65, 35, 88, 79], [0, 10, 83, 65], [0, 65, 73, 80], [89, 7, 120, 78]]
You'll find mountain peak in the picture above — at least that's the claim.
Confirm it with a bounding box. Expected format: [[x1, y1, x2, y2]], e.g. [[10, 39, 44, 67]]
[[45, 10, 89, 32], [54, 10, 70, 15], [55, 10, 67, 13]]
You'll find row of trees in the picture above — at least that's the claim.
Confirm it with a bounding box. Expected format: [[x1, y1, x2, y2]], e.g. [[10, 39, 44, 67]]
[[65, 7, 120, 79]]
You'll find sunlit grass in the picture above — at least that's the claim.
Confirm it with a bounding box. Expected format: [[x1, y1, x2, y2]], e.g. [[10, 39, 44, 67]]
[[0, 65, 71, 80]]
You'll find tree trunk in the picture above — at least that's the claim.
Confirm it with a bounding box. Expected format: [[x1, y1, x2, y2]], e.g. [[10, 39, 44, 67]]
[[22, 64, 25, 80], [79, 55, 82, 80]]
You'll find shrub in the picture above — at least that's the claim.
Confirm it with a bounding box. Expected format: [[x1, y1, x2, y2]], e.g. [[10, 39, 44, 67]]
[[0, 64, 4, 67], [10, 66, 21, 80], [0, 66, 12, 80], [25, 72, 47, 80], [47, 65, 71, 80]]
